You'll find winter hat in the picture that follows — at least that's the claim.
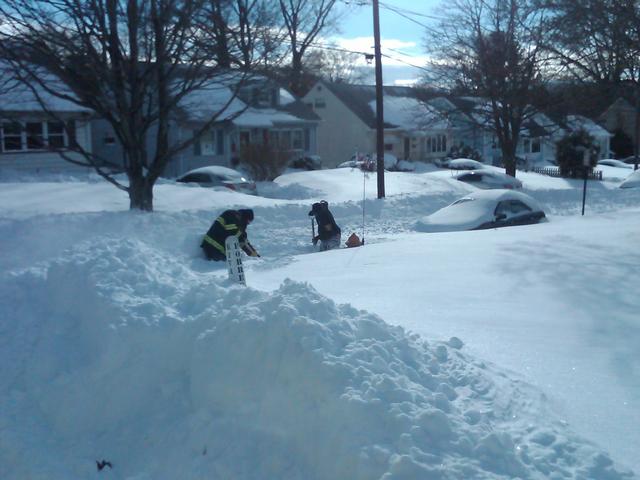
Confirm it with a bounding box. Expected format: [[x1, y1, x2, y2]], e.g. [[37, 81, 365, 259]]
[[239, 208, 254, 222], [308, 202, 321, 216], [308, 200, 328, 216]]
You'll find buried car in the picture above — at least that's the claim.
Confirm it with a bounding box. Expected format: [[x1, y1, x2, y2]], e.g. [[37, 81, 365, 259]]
[[176, 166, 257, 195], [448, 158, 485, 170], [415, 189, 547, 233], [597, 159, 633, 169], [619, 168, 640, 188], [455, 169, 523, 189]]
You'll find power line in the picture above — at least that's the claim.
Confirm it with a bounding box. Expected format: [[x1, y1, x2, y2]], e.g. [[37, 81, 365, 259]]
[[306, 40, 430, 74], [379, 2, 446, 22], [342, 0, 446, 26]]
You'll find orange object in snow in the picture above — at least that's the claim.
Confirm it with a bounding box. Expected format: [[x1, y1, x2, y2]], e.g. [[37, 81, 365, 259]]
[[345, 233, 363, 248]]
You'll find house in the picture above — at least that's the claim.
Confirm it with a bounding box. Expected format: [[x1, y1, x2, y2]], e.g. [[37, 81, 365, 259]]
[[302, 81, 452, 168], [561, 115, 612, 160], [0, 68, 94, 173], [304, 80, 611, 168], [599, 97, 637, 151], [92, 76, 320, 178], [2, 68, 319, 178]]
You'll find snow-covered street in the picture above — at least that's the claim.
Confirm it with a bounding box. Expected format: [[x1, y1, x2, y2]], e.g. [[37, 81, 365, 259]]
[[1, 165, 638, 479]]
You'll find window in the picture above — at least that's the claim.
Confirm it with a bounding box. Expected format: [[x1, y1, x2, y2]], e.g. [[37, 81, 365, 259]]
[[1, 122, 22, 152], [292, 130, 303, 150], [280, 131, 292, 149], [531, 138, 541, 153], [200, 130, 215, 155], [26, 122, 44, 149], [216, 129, 224, 155], [385, 143, 393, 151], [423, 134, 447, 154], [495, 200, 532, 218], [1, 120, 74, 153], [523, 138, 541, 154], [178, 172, 211, 183], [304, 128, 310, 150], [458, 173, 481, 182], [314, 99, 326, 108], [268, 129, 304, 151]]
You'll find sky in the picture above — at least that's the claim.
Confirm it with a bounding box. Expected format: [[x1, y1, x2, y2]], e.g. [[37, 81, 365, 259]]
[[1, 162, 638, 479], [333, 0, 443, 85]]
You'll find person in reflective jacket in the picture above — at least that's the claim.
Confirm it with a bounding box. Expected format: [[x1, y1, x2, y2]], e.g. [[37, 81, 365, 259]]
[[309, 200, 341, 251], [201, 208, 260, 261]]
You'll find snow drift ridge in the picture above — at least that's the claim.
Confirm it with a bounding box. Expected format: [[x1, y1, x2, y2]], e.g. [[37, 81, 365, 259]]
[[0, 238, 632, 479]]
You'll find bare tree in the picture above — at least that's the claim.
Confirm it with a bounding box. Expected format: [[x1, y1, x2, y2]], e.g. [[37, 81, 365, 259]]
[[539, 0, 640, 86], [201, 0, 287, 69], [0, 0, 270, 211], [303, 45, 369, 84], [425, 0, 548, 176], [278, 0, 340, 95]]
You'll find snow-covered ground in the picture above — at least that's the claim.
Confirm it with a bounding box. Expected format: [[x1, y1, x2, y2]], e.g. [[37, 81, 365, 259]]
[[1, 164, 638, 479]]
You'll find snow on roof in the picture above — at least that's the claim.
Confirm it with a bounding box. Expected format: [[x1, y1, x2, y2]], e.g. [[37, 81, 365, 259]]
[[232, 108, 307, 127], [179, 82, 310, 126], [0, 64, 91, 114], [178, 83, 247, 122], [566, 114, 612, 138], [279, 88, 296, 105], [368, 96, 448, 131]]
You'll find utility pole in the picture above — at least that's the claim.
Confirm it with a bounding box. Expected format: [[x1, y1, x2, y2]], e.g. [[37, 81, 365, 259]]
[[635, 83, 639, 171], [372, 0, 385, 198]]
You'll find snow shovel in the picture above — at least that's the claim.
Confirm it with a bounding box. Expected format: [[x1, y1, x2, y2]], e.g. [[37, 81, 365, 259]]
[[311, 218, 317, 245]]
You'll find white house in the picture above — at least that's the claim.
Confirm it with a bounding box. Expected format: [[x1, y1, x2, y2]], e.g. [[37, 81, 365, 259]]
[[303, 80, 612, 169], [302, 81, 453, 168]]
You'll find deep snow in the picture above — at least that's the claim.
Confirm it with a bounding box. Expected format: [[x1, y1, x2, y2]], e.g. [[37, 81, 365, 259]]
[[0, 164, 638, 479]]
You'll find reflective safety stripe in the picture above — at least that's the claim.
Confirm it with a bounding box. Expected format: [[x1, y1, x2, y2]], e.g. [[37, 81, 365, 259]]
[[216, 217, 237, 231], [203, 235, 225, 253]]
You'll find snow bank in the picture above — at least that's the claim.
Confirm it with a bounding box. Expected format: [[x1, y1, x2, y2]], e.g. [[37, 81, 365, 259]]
[[0, 237, 631, 479]]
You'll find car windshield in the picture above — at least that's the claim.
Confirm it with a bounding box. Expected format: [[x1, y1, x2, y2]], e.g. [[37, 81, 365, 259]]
[[228, 173, 246, 181], [458, 173, 482, 182]]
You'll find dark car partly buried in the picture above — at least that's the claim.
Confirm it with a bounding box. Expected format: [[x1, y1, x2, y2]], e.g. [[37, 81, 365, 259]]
[[176, 166, 257, 195], [415, 189, 547, 233]]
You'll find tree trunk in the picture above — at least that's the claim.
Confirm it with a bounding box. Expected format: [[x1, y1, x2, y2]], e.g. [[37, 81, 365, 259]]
[[504, 157, 517, 177], [290, 51, 304, 96], [129, 173, 154, 211], [502, 139, 518, 177]]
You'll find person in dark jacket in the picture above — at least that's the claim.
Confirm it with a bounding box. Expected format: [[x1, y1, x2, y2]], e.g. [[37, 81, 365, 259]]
[[309, 200, 341, 251], [201, 208, 260, 261]]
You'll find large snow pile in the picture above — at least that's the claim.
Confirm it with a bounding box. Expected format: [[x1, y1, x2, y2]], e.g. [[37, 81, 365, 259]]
[[0, 236, 631, 479]]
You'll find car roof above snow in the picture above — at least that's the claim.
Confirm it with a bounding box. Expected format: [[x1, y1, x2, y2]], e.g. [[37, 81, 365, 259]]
[[179, 166, 246, 178], [456, 189, 542, 208]]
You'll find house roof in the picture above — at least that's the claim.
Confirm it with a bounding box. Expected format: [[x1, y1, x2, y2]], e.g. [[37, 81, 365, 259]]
[[599, 96, 635, 117], [0, 62, 318, 128], [178, 78, 318, 127], [0, 63, 92, 114], [320, 81, 434, 129], [564, 114, 612, 138]]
